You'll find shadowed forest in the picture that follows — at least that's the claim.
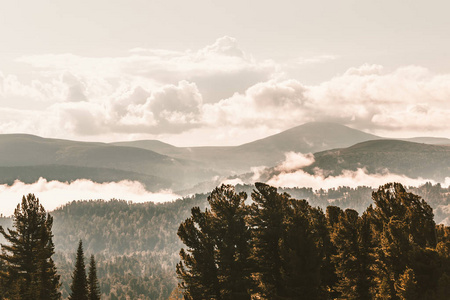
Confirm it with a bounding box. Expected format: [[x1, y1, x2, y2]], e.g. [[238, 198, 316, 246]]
[[0, 182, 449, 299]]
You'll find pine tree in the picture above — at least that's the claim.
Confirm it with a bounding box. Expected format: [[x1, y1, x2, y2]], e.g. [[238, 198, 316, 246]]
[[324, 206, 344, 298], [177, 185, 251, 300], [208, 185, 251, 299], [331, 209, 373, 299], [279, 199, 324, 299], [69, 240, 88, 300], [370, 183, 439, 299], [0, 193, 61, 300], [176, 207, 220, 299], [248, 182, 289, 299], [87, 255, 101, 300]]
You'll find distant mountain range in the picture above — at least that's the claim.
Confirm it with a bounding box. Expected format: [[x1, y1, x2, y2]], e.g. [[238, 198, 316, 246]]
[[0, 134, 216, 190], [0, 122, 449, 192], [112, 122, 382, 173]]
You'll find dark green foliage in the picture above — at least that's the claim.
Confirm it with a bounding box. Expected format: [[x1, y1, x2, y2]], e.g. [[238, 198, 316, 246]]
[[177, 182, 450, 300], [87, 255, 101, 300], [331, 209, 373, 299], [278, 199, 324, 299], [0, 194, 61, 300], [249, 183, 289, 298], [369, 183, 440, 299], [1, 182, 448, 299], [69, 240, 88, 300], [177, 185, 251, 300]]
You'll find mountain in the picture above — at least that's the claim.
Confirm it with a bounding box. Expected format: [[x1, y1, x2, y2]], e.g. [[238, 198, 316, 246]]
[[0, 165, 172, 190], [0, 134, 216, 190], [113, 122, 382, 173], [1, 123, 449, 193], [230, 122, 381, 167], [112, 140, 179, 154], [304, 139, 450, 181]]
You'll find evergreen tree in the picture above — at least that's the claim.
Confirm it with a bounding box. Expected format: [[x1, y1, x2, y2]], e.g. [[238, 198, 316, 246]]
[[324, 206, 343, 298], [331, 209, 373, 299], [176, 206, 218, 300], [208, 185, 251, 299], [69, 240, 88, 300], [279, 199, 324, 299], [177, 184, 251, 300], [248, 183, 289, 299], [0, 193, 61, 300], [87, 255, 101, 300]]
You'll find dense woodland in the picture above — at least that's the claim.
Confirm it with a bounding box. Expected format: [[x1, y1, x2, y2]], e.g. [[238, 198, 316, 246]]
[[0, 182, 449, 299], [177, 183, 450, 299]]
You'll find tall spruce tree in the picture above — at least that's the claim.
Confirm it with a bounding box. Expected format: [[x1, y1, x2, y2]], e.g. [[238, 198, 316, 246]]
[[177, 184, 251, 300], [69, 240, 88, 300], [330, 209, 373, 299], [370, 183, 437, 299], [279, 199, 324, 299], [0, 193, 61, 300], [87, 255, 101, 300], [248, 183, 289, 299]]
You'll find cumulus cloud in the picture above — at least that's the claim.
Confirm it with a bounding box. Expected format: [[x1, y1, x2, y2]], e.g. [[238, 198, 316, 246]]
[[201, 64, 450, 138], [0, 178, 181, 216]]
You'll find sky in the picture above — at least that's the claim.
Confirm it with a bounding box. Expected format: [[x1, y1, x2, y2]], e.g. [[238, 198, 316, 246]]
[[1, 0, 450, 146]]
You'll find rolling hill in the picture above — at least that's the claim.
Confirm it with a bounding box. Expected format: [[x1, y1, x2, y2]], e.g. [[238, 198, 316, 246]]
[[0, 134, 217, 190], [112, 122, 383, 173], [303, 139, 450, 181], [1, 123, 449, 193]]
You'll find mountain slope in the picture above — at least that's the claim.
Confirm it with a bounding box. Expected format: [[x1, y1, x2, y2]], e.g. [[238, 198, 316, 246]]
[[113, 122, 382, 173], [0, 134, 216, 190], [304, 139, 450, 181], [111, 140, 179, 155], [231, 122, 381, 167], [0, 165, 172, 190]]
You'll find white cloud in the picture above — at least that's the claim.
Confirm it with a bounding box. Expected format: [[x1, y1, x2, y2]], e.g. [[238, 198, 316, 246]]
[[1, 38, 450, 144], [275, 152, 315, 173], [264, 152, 442, 190], [267, 167, 436, 190], [0, 178, 181, 216]]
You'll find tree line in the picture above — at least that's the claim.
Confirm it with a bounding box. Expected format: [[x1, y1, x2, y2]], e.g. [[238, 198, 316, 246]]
[[0, 194, 100, 300], [176, 182, 450, 300]]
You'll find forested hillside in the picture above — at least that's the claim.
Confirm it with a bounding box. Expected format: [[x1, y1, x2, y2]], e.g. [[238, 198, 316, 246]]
[[0, 182, 449, 299]]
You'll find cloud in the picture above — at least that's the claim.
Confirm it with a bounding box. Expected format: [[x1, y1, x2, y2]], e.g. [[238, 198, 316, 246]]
[[275, 152, 315, 172], [0, 178, 181, 216], [16, 36, 276, 103], [201, 64, 450, 139], [259, 152, 445, 190], [1, 38, 450, 143], [267, 167, 438, 190]]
